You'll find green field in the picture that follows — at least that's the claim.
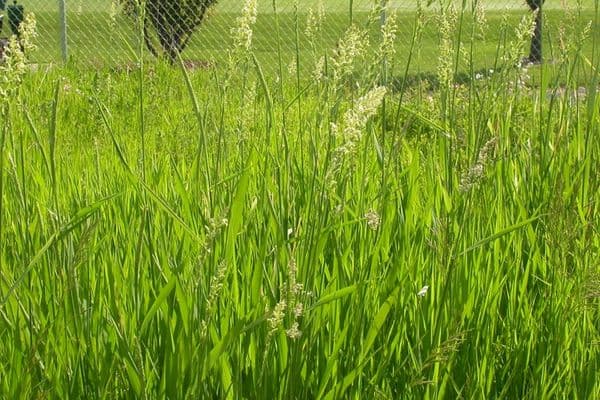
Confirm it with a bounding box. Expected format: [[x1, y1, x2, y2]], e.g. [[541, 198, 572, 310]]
[[1, 1, 599, 399]]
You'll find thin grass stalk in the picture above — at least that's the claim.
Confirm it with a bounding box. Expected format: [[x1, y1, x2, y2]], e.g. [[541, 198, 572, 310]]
[[175, 51, 211, 200], [272, 0, 286, 122], [293, 0, 302, 170], [137, 67, 146, 179], [449, 0, 468, 122], [349, 0, 353, 25], [0, 104, 8, 273], [393, 3, 423, 128], [49, 80, 60, 212]]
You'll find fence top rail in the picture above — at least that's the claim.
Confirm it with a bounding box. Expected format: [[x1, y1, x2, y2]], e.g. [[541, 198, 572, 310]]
[[19, 0, 598, 13]]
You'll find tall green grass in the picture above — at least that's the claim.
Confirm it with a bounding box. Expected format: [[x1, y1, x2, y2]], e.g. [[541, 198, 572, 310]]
[[0, 1, 599, 398]]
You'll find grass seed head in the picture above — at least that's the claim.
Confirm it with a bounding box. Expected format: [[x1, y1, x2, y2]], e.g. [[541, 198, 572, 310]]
[[340, 86, 387, 144], [502, 11, 537, 67], [305, 1, 325, 44], [364, 210, 381, 231], [474, 1, 488, 39], [327, 86, 387, 184], [207, 260, 228, 313], [286, 322, 302, 340], [378, 11, 398, 63], [268, 299, 287, 334], [231, 0, 258, 54], [332, 25, 368, 85], [0, 13, 37, 102], [109, 0, 120, 27], [459, 137, 498, 192], [436, 6, 457, 90], [313, 56, 325, 83]]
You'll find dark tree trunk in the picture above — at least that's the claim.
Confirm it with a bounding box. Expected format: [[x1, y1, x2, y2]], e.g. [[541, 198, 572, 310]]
[[526, 0, 545, 64]]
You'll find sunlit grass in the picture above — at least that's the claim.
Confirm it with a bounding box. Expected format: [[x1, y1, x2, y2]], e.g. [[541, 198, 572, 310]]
[[0, 2, 599, 399]]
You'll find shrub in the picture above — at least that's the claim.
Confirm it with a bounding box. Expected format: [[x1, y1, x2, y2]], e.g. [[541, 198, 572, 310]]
[[120, 0, 218, 62]]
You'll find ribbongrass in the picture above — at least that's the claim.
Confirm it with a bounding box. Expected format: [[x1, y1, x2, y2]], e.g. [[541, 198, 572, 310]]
[[0, 1, 599, 398]]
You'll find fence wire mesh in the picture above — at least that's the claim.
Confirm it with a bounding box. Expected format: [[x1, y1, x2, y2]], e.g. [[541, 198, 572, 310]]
[[0, 0, 598, 74]]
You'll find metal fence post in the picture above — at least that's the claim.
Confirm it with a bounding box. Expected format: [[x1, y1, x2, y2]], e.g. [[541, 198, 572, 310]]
[[58, 0, 68, 62]]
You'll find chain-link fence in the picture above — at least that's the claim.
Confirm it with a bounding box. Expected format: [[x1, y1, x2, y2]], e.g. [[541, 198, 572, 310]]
[[0, 1, 598, 73]]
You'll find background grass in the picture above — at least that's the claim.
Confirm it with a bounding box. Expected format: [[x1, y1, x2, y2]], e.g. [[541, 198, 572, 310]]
[[0, 1, 597, 77]]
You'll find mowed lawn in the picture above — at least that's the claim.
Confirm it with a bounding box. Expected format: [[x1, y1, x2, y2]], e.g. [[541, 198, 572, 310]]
[[8, 1, 599, 76]]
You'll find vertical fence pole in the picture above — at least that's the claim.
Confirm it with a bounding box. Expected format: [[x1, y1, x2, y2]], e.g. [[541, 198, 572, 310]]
[[58, 0, 68, 62]]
